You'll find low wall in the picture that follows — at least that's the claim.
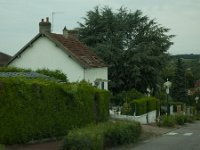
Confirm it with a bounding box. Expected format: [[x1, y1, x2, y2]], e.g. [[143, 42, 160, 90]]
[[110, 110, 157, 124]]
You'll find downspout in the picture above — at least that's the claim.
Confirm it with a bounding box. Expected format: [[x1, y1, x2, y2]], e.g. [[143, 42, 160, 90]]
[[83, 68, 86, 80]]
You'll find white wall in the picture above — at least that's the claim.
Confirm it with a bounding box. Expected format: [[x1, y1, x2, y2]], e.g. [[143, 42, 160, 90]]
[[9, 36, 84, 82], [84, 67, 108, 90], [110, 110, 157, 124]]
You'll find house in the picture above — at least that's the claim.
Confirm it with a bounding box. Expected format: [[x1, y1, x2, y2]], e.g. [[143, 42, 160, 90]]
[[7, 17, 108, 90], [0, 52, 11, 66]]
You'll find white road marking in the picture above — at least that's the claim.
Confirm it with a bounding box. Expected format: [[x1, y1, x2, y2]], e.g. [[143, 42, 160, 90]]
[[183, 133, 193, 136], [165, 132, 178, 135]]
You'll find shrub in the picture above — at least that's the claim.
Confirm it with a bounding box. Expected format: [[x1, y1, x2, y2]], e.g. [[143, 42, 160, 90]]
[[61, 121, 141, 150], [0, 78, 110, 144], [0, 67, 31, 72], [121, 97, 159, 116], [158, 115, 176, 127], [104, 121, 141, 147], [36, 69, 68, 82], [175, 115, 185, 125], [62, 126, 103, 150]]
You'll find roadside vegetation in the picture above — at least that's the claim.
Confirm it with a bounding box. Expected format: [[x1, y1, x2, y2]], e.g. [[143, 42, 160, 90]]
[[157, 114, 195, 127], [0, 77, 110, 144], [61, 120, 141, 150]]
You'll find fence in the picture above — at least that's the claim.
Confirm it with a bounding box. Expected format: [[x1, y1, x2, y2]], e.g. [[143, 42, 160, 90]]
[[110, 110, 157, 124]]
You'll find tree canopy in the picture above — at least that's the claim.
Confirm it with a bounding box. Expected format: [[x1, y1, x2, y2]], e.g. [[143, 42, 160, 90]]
[[78, 6, 174, 93], [172, 58, 187, 102]]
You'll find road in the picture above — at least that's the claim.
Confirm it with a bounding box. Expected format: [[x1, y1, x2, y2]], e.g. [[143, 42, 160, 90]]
[[131, 121, 200, 150]]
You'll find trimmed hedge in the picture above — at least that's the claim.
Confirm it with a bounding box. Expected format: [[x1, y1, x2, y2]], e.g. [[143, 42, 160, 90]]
[[36, 69, 68, 82], [121, 97, 159, 116], [61, 121, 141, 150], [0, 78, 110, 144], [0, 67, 68, 82]]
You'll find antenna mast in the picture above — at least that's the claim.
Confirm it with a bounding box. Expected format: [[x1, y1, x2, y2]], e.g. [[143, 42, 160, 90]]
[[51, 11, 64, 32]]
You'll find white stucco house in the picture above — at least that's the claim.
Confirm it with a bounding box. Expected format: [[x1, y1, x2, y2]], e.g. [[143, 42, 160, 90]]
[[7, 17, 108, 90]]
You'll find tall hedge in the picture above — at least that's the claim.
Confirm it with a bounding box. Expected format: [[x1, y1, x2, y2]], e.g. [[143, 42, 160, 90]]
[[0, 78, 110, 144], [121, 97, 159, 116]]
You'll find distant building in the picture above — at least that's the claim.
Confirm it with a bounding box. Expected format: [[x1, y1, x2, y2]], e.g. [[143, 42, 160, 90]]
[[0, 52, 11, 66], [7, 17, 108, 89]]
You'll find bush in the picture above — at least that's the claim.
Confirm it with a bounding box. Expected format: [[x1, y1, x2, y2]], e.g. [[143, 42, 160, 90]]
[[0, 79, 110, 144], [121, 97, 159, 116], [104, 121, 141, 147], [158, 114, 195, 127], [61, 121, 141, 150], [158, 115, 176, 127], [175, 115, 185, 125], [36, 69, 68, 82], [0, 67, 31, 72]]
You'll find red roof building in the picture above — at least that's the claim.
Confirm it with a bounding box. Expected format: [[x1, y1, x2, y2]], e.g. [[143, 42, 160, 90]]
[[7, 17, 108, 89]]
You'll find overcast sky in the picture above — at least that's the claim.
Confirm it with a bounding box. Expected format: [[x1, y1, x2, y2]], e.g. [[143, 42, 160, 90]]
[[0, 0, 199, 56]]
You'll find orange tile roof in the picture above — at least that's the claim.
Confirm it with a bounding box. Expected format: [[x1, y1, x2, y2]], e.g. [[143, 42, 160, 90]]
[[48, 33, 107, 68]]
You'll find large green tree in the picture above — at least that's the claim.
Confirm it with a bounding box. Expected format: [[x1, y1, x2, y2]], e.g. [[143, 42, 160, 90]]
[[172, 58, 187, 102], [78, 6, 174, 93]]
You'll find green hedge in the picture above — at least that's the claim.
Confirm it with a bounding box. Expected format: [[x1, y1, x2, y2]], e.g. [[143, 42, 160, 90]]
[[61, 121, 141, 150], [36, 68, 68, 82], [121, 97, 159, 116], [0, 67, 68, 82], [0, 78, 110, 144]]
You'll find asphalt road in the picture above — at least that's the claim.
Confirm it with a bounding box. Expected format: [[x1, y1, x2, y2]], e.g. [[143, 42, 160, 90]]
[[131, 121, 200, 150]]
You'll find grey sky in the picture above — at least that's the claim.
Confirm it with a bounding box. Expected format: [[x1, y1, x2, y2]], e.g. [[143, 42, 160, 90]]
[[0, 0, 199, 55]]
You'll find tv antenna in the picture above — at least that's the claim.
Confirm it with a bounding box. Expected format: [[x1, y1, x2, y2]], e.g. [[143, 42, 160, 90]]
[[52, 11, 64, 31]]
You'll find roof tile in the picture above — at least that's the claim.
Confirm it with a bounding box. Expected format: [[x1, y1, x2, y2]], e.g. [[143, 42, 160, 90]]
[[49, 33, 107, 68]]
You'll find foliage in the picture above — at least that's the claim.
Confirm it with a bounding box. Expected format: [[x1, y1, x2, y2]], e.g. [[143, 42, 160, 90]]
[[0, 78, 110, 144], [0, 144, 5, 150], [158, 114, 195, 127], [158, 115, 176, 127], [0, 66, 31, 72], [111, 89, 144, 106], [175, 115, 185, 125], [61, 120, 141, 150], [0, 67, 68, 82], [172, 59, 187, 103], [121, 97, 159, 116], [78, 6, 174, 93], [36, 68, 68, 82]]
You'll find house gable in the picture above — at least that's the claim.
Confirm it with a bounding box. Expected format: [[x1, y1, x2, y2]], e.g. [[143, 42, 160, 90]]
[[7, 17, 108, 89], [9, 36, 84, 82]]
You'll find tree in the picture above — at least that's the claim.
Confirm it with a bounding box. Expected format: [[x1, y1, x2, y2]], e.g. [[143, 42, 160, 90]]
[[78, 6, 174, 93], [172, 59, 187, 102]]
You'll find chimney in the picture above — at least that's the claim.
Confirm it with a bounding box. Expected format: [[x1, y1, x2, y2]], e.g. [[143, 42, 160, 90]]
[[63, 27, 79, 39], [63, 26, 69, 38], [39, 17, 51, 33]]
